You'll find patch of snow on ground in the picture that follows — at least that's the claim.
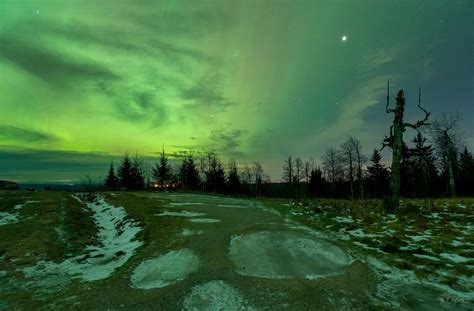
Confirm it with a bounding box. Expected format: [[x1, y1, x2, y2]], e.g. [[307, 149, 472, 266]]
[[217, 204, 247, 209], [412, 254, 441, 261], [156, 210, 206, 217], [130, 249, 199, 289], [229, 231, 352, 280], [169, 202, 204, 206], [182, 228, 203, 236], [22, 195, 142, 284], [189, 218, 221, 223], [439, 253, 471, 263], [183, 280, 254, 311], [456, 204, 466, 209], [365, 255, 473, 309], [334, 216, 354, 223], [349, 229, 382, 238], [0, 212, 19, 226]]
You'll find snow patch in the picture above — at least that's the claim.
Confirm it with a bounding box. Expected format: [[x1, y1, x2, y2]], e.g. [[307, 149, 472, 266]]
[[334, 216, 354, 224], [439, 253, 471, 263], [182, 228, 203, 236], [169, 202, 204, 206], [189, 218, 221, 223], [130, 249, 199, 289], [156, 210, 206, 217], [412, 254, 441, 261], [229, 231, 352, 280], [22, 195, 142, 283], [183, 280, 254, 311], [217, 204, 247, 209], [0, 212, 19, 226]]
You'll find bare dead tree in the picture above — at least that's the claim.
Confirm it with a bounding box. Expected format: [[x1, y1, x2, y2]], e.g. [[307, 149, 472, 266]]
[[430, 113, 462, 197], [382, 81, 430, 210]]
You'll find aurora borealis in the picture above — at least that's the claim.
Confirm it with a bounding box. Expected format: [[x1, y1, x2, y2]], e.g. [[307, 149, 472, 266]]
[[0, 0, 472, 182]]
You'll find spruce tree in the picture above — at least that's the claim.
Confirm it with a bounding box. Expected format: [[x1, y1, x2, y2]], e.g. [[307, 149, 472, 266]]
[[118, 154, 133, 189], [367, 149, 389, 198], [179, 155, 200, 189], [104, 161, 119, 190], [410, 132, 438, 198], [227, 160, 241, 194], [152, 148, 172, 188], [458, 147, 474, 196]]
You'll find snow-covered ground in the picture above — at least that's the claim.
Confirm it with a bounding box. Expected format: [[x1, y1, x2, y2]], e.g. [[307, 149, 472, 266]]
[[21, 195, 143, 285]]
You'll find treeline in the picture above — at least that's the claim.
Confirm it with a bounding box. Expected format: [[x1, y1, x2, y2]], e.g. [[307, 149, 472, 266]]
[[102, 128, 474, 199], [103, 150, 269, 196]]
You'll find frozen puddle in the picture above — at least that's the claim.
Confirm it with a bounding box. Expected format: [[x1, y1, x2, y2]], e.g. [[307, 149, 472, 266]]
[[22, 196, 142, 285], [217, 204, 248, 209], [183, 280, 254, 311], [156, 210, 206, 217], [131, 249, 199, 289], [189, 218, 221, 223], [229, 231, 352, 279]]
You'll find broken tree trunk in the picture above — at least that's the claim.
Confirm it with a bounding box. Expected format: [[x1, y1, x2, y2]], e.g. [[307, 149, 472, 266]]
[[382, 82, 430, 210]]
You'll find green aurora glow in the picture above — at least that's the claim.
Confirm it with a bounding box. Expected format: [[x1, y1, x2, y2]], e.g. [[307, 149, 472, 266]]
[[0, 0, 472, 182]]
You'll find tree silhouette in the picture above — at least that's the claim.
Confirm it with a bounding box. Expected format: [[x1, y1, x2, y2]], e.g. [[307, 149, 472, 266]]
[[382, 83, 430, 210], [227, 160, 241, 194], [118, 154, 133, 189], [104, 161, 119, 190], [152, 148, 172, 188], [367, 149, 389, 198], [179, 155, 200, 189], [458, 147, 474, 196]]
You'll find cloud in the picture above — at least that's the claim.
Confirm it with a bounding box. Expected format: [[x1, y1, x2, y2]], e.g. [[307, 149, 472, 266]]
[[0, 126, 60, 144], [180, 71, 234, 110], [96, 81, 167, 127], [0, 35, 118, 86]]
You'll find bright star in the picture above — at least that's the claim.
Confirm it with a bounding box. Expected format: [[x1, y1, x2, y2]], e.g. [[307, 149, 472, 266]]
[[342, 35, 347, 42]]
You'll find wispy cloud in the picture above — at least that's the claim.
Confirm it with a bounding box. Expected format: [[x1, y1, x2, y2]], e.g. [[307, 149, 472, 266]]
[[0, 126, 60, 144]]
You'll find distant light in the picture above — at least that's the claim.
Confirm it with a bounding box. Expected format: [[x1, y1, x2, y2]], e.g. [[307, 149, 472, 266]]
[[342, 35, 347, 42]]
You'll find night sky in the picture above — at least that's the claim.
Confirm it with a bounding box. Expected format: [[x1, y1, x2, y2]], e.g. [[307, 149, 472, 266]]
[[0, 0, 472, 183]]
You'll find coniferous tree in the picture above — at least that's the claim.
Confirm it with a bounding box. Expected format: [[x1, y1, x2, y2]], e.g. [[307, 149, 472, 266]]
[[130, 154, 145, 190], [227, 160, 241, 194], [458, 147, 474, 196], [118, 154, 133, 189], [308, 167, 325, 197], [205, 153, 226, 193], [410, 132, 438, 198], [367, 149, 390, 198], [152, 148, 172, 188], [179, 155, 200, 189], [104, 161, 119, 190]]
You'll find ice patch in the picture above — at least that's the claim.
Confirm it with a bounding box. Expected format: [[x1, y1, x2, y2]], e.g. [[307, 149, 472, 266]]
[[183, 280, 254, 311], [0, 212, 19, 226], [349, 229, 382, 238], [189, 218, 221, 223], [130, 249, 199, 289], [156, 210, 206, 217], [22, 195, 142, 283], [229, 231, 352, 280]]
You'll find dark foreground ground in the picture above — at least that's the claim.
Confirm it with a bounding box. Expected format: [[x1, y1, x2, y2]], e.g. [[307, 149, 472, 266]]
[[0, 190, 472, 310]]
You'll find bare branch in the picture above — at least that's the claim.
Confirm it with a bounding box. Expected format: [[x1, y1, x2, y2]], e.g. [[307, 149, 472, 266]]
[[403, 87, 430, 130], [381, 125, 394, 150]]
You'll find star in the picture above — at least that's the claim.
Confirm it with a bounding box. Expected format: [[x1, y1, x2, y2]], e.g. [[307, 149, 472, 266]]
[[342, 35, 347, 42]]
